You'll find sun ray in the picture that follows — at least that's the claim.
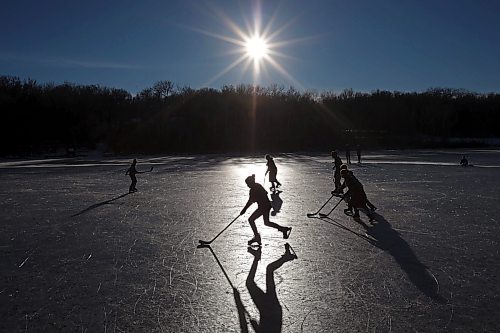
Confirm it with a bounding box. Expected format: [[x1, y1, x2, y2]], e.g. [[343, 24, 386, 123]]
[[269, 34, 324, 48], [266, 49, 300, 62], [191, 1, 304, 89], [266, 56, 303, 89], [204, 55, 249, 86], [186, 27, 247, 47], [209, 6, 249, 42]]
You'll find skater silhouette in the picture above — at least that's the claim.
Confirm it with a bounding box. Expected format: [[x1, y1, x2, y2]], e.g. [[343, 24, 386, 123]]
[[246, 244, 297, 332], [338, 168, 375, 221], [125, 159, 138, 193], [125, 159, 152, 193], [345, 145, 351, 164], [338, 165, 376, 214], [460, 155, 468, 167], [331, 150, 343, 193], [265, 154, 282, 191], [356, 145, 362, 164], [240, 175, 292, 245]]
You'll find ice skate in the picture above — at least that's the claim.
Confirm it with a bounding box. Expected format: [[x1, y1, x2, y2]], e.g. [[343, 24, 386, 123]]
[[282, 227, 292, 239], [248, 233, 261, 246]]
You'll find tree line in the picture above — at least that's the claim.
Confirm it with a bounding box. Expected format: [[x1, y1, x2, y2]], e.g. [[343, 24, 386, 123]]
[[1, 75, 499, 155]]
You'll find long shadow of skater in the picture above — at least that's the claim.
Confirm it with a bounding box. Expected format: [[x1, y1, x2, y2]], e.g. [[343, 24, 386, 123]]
[[246, 244, 297, 333], [71, 193, 129, 217], [197, 244, 255, 333], [360, 213, 446, 302], [314, 216, 381, 249], [270, 190, 283, 216]]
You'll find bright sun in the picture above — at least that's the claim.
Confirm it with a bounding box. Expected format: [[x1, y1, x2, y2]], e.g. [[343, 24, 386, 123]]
[[199, 4, 302, 87], [245, 36, 268, 61]]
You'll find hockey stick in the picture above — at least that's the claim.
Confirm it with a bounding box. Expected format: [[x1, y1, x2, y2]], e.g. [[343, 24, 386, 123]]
[[198, 215, 240, 245], [137, 166, 154, 174], [318, 195, 345, 218], [306, 194, 335, 217]]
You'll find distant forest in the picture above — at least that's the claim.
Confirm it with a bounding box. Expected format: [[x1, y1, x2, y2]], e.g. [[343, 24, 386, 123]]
[[1, 75, 499, 155]]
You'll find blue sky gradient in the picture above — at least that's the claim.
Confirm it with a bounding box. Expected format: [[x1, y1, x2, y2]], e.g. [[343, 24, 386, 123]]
[[1, 0, 499, 93]]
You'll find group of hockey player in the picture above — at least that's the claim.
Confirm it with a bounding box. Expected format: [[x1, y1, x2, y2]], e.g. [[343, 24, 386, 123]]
[[331, 150, 376, 221], [127, 150, 376, 246]]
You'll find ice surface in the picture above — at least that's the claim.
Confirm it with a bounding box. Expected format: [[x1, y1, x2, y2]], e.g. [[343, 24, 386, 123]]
[[0, 150, 499, 332]]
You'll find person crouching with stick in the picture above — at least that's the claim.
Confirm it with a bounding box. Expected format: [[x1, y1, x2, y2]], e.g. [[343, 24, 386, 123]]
[[339, 168, 375, 222]]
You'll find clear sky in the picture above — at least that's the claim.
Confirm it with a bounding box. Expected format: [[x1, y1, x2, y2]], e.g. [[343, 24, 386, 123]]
[[1, 0, 499, 94]]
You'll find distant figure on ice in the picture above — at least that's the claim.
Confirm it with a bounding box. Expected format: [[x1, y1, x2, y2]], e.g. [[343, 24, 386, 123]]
[[240, 175, 292, 246], [345, 145, 351, 164], [460, 155, 469, 167], [125, 159, 139, 193], [265, 154, 282, 191], [356, 145, 362, 164], [331, 150, 343, 193], [125, 159, 152, 193], [338, 168, 375, 221]]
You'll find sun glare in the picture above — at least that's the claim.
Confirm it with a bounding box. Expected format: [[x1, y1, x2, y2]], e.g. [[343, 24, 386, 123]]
[[245, 36, 268, 61], [198, 3, 303, 87]]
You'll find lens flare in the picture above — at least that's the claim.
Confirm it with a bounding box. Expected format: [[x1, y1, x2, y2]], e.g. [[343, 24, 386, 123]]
[[192, 3, 305, 88], [245, 36, 269, 61]]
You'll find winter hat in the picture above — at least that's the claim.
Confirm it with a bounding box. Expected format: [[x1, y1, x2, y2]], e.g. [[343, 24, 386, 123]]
[[245, 174, 256, 185]]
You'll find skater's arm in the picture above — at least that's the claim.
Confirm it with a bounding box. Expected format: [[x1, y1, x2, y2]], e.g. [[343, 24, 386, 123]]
[[339, 181, 346, 192], [240, 199, 253, 215], [125, 169, 129, 175]]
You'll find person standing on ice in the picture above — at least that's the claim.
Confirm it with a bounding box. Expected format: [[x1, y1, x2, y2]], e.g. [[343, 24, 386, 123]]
[[331, 150, 343, 193], [265, 154, 282, 191], [240, 175, 292, 246], [356, 145, 362, 164], [339, 168, 375, 221], [460, 155, 469, 167], [345, 145, 351, 164], [125, 159, 139, 193]]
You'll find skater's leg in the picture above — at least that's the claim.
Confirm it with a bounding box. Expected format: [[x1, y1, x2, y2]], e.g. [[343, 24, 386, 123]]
[[366, 199, 377, 211], [129, 175, 137, 193], [344, 201, 353, 214], [132, 175, 137, 191], [248, 209, 262, 244], [334, 172, 341, 192], [360, 206, 375, 222], [248, 210, 261, 236], [262, 209, 292, 238], [262, 208, 282, 230]]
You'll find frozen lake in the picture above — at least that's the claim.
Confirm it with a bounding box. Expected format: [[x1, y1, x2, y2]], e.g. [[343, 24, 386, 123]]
[[1, 149, 499, 332]]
